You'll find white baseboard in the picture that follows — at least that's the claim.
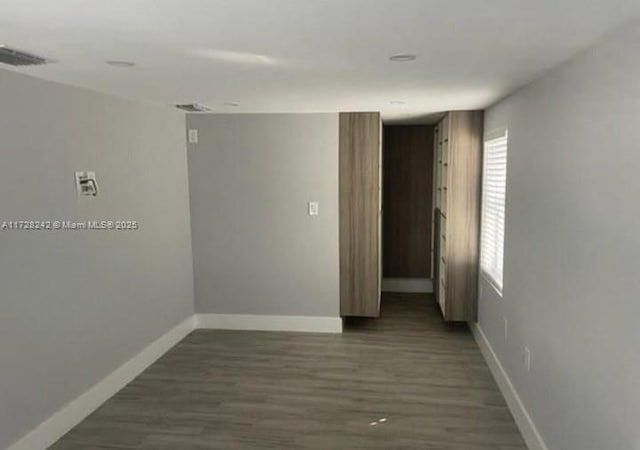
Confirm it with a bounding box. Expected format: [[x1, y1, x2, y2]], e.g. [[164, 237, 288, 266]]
[[382, 278, 433, 293], [196, 313, 343, 333], [8, 316, 196, 450], [469, 322, 548, 450], [8, 315, 542, 450], [8, 313, 340, 449]]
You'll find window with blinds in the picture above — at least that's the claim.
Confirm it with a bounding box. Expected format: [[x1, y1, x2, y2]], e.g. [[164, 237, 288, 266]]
[[480, 130, 508, 293]]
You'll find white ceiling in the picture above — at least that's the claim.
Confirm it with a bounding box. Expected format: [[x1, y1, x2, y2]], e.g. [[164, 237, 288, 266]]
[[1, 0, 639, 123]]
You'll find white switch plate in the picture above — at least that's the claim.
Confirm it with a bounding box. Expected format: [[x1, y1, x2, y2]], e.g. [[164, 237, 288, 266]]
[[188, 129, 198, 144], [308, 201, 319, 216]]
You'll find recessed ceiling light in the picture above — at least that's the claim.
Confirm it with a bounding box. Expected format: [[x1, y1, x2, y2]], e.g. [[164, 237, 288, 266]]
[[390, 100, 407, 105], [106, 60, 135, 68], [223, 101, 240, 107], [389, 54, 417, 62]]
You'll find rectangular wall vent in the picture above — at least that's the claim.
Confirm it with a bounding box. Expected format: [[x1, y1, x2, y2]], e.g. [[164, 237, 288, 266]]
[[0, 45, 48, 66], [175, 103, 211, 113]]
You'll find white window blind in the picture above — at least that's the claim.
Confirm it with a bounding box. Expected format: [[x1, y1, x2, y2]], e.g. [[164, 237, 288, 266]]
[[481, 131, 508, 292]]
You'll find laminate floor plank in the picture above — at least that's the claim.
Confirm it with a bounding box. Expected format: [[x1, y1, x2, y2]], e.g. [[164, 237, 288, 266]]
[[50, 294, 526, 449]]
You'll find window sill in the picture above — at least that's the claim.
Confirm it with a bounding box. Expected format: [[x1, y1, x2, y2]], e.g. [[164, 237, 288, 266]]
[[481, 272, 503, 298]]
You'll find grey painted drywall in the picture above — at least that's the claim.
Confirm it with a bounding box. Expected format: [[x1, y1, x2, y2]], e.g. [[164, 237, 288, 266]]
[[187, 114, 339, 317], [0, 69, 194, 449], [479, 22, 640, 450]]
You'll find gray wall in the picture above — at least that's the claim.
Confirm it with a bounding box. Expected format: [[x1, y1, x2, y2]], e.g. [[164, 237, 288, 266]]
[[479, 22, 640, 450], [187, 114, 339, 317], [0, 69, 194, 449]]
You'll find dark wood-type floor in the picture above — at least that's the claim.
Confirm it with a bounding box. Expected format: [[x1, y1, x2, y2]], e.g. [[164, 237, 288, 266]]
[[51, 294, 526, 449]]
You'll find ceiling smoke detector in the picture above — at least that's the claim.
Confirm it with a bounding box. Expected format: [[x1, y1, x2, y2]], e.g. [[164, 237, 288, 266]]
[[175, 103, 212, 113], [0, 45, 49, 66], [389, 53, 417, 62]]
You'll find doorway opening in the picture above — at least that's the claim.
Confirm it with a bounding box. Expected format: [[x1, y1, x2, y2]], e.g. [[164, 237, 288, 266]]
[[381, 125, 435, 297]]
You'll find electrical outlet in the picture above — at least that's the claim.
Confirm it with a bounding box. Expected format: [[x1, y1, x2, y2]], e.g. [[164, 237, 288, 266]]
[[308, 201, 319, 216], [188, 129, 198, 144], [503, 317, 508, 340], [524, 347, 531, 372]]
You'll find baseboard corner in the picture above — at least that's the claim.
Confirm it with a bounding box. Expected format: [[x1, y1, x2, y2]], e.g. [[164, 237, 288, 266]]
[[7, 315, 195, 450]]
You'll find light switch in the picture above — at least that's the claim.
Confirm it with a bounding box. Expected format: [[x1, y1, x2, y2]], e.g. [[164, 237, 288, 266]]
[[188, 129, 198, 144], [308, 201, 319, 216]]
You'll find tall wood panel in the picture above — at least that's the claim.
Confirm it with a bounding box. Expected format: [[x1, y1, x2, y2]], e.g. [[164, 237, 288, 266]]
[[339, 112, 381, 317], [431, 123, 440, 279], [433, 111, 483, 321], [382, 125, 434, 278]]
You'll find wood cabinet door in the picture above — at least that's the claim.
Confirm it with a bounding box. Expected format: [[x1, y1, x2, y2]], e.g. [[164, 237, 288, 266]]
[[339, 112, 381, 317]]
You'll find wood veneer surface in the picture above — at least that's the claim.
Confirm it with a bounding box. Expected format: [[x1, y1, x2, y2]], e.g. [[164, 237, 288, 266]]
[[339, 112, 381, 317]]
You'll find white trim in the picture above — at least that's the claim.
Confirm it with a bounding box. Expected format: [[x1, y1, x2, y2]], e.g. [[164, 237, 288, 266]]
[[8, 316, 196, 450], [481, 272, 504, 298], [382, 278, 433, 293], [469, 322, 548, 450], [196, 314, 343, 333], [8, 316, 543, 450], [8, 312, 342, 450]]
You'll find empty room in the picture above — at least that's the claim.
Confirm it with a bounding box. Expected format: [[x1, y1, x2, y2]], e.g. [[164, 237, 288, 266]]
[[1, 1, 639, 449]]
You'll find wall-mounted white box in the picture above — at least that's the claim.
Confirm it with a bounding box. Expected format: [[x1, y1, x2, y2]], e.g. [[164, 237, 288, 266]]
[[75, 171, 98, 197]]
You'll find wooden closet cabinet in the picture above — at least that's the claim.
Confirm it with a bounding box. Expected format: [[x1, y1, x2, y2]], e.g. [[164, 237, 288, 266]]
[[433, 111, 483, 321], [339, 112, 382, 317]]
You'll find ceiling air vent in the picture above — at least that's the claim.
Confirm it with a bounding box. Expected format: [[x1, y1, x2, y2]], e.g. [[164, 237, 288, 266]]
[[0, 45, 48, 66], [175, 103, 211, 113]]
